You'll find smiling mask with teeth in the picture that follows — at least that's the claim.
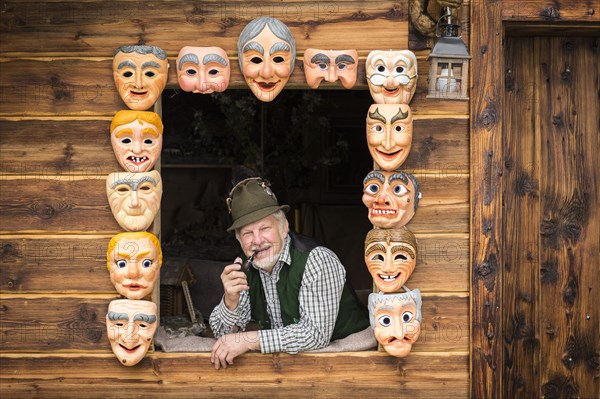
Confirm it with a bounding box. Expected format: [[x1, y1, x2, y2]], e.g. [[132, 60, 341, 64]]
[[107, 231, 162, 300], [362, 170, 421, 229], [366, 104, 413, 170], [364, 227, 417, 292], [368, 289, 422, 358], [366, 50, 418, 105], [111, 110, 163, 172], [106, 299, 158, 366], [113, 45, 169, 111], [237, 17, 295, 102]]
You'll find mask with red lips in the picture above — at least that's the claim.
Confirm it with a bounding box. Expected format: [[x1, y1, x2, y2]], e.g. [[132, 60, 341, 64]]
[[366, 104, 413, 171]]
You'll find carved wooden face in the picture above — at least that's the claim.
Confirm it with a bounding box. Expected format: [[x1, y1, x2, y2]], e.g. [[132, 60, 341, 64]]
[[364, 228, 417, 293], [107, 232, 162, 300], [368, 291, 422, 358], [239, 20, 295, 102], [362, 170, 420, 229], [176, 46, 230, 94], [303, 49, 358, 89], [366, 50, 418, 104], [366, 104, 413, 170], [106, 171, 162, 232], [113, 46, 169, 110], [110, 110, 163, 172], [106, 299, 157, 366]]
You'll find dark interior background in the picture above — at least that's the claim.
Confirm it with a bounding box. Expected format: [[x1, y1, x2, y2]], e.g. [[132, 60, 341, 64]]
[[160, 88, 375, 319]]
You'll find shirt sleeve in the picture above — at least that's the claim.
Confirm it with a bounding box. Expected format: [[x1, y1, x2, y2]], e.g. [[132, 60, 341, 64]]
[[259, 247, 346, 354], [209, 289, 251, 339]]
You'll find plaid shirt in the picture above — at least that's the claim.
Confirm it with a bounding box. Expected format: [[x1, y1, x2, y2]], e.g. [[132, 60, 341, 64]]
[[209, 235, 346, 354]]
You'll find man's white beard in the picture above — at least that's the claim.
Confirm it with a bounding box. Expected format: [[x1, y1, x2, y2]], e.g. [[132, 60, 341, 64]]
[[252, 247, 282, 271]]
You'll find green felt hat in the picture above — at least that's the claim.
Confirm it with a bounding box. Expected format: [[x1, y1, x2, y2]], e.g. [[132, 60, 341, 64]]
[[226, 178, 289, 232]]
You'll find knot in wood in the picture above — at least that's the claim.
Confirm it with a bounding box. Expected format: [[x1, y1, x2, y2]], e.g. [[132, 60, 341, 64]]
[[350, 10, 369, 21], [541, 7, 560, 20], [476, 262, 493, 278]]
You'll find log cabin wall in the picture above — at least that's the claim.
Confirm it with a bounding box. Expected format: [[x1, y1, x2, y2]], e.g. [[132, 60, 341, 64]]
[[0, 1, 470, 397]]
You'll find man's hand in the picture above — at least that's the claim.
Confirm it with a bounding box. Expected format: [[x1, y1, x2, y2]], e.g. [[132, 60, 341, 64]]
[[210, 331, 260, 369], [221, 258, 249, 311]]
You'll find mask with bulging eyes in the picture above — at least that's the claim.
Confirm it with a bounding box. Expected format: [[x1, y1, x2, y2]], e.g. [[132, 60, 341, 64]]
[[368, 289, 422, 358], [366, 103, 413, 170], [303, 48, 358, 89], [364, 227, 418, 292], [366, 50, 418, 105], [106, 171, 163, 232], [113, 45, 169, 111], [362, 170, 421, 229], [106, 299, 158, 366], [176, 46, 231, 94]]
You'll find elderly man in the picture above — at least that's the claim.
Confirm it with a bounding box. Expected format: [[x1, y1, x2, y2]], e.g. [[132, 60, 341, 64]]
[[210, 177, 369, 369]]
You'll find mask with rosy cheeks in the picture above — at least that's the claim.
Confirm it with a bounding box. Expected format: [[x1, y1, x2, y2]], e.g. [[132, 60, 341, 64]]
[[303, 49, 358, 89], [107, 232, 162, 299], [106, 171, 163, 232], [176, 46, 230, 94], [366, 50, 418, 104], [106, 299, 158, 366], [364, 227, 418, 292], [238, 17, 296, 102], [362, 170, 421, 229], [366, 104, 413, 170], [368, 290, 422, 358], [110, 110, 163, 172], [113, 45, 169, 111]]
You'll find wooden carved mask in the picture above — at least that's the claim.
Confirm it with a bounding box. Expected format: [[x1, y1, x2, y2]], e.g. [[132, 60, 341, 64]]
[[303, 49, 358, 89], [366, 50, 418, 105], [366, 104, 413, 170], [176, 46, 231, 94]]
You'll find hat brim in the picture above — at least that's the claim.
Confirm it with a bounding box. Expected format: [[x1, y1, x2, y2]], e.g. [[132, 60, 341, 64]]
[[227, 204, 290, 232]]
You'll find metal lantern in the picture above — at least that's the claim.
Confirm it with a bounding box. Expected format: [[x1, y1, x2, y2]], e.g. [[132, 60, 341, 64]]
[[427, 8, 471, 100]]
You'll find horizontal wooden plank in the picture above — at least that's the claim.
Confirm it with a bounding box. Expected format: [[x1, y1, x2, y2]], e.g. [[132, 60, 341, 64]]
[[0, 119, 120, 176], [502, 1, 600, 22], [0, 295, 468, 352], [0, 56, 467, 115], [0, 352, 468, 398], [0, 1, 409, 55], [0, 233, 468, 293], [0, 174, 467, 234], [0, 117, 468, 175]]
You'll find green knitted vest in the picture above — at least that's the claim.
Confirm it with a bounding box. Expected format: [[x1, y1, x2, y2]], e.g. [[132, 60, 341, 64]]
[[246, 232, 369, 341]]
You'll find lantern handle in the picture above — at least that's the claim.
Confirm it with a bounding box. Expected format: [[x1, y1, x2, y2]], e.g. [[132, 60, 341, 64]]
[[435, 7, 462, 38]]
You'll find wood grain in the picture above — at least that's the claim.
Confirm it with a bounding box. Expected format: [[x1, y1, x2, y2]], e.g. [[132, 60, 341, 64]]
[[502, 1, 600, 22], [469, 1, 504, 398], [0, 352, 468, 398], [0, 294, 467, 353]]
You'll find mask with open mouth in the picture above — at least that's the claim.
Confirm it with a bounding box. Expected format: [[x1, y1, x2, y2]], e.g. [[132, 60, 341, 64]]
[[110, 110, 163, 172], [364, 227, 417, 292], [106, 299, 158, 366], [368, 289, 422, 358], [366, 103, 413, 170], [237, 17, 296, 102], [366, 50, 418, 105], [113, 45, 169, 110]]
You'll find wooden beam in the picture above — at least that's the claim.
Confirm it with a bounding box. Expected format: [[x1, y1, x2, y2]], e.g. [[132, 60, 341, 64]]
[[502, 1, 600, 22], [469, 1, 504, 398]]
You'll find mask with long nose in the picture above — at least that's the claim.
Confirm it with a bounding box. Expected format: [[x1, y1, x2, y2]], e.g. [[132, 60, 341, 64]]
[[106, 171, 162, 232], [362, 170, 420, 229]]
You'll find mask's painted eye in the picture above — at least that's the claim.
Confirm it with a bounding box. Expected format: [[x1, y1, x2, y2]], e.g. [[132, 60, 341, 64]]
[[142, 259, 152, 268], [378, 315, 392, 327], [365, 183, 380, 195], [115, 322, 125, 327], [208, 69, 219, 76], [393, 185, 408, 196], [116, 260, 127, 268], [116, 186, 130, 194], [376, 65, 386, 73], [402, 311, 414, 322], [394, 125, 405, 133], [138, 184, 152, 192], [123, 71, 133, 78], [139, 323, 148, 328], [273, 56, 285, 63], [317, 62, 327, 70], [337, 63, 347, 70], [371, 125, 384, 133], [251, 57, 263, 64], [143, 138, 154, 145], [144, 71, 156, 78], [120, 138, 132, 144], [394, 253, 408, 261], [370, 254, 384, 262], [395, 66, 405, 74], [185, 68, 197, 76]]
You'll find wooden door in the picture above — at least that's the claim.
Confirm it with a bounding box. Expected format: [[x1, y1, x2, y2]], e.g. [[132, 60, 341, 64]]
[[503, 35, 599, 398]]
